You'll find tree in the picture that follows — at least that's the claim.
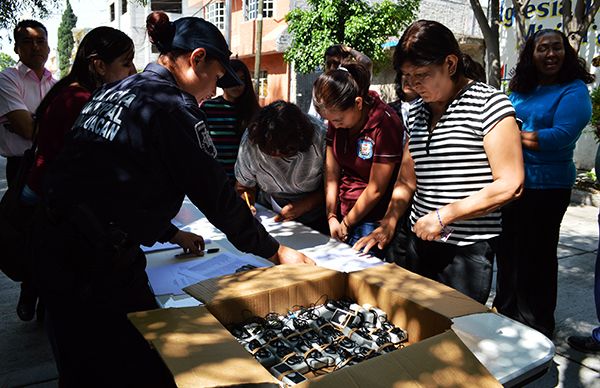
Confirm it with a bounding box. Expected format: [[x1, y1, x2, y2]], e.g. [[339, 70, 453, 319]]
[[470, 0, 600, 87], [469, 0, 500, 88], [57, 0, 76, 77], [0, 0, 145, 33], [0, 0, 59, 32], [284, 0, 419, 74], [0, 52, 16, 71]]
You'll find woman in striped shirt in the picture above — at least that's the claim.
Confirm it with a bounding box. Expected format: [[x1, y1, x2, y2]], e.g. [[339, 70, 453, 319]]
[[201, 59, 259, 179], [355, 20, 524, 303]]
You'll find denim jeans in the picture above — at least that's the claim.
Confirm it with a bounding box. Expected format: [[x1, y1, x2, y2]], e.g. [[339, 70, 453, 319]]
[[346, 221, 385, 259]]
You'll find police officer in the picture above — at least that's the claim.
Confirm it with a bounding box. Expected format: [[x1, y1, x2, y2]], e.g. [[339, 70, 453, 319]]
[[33, 13, 313, 387]]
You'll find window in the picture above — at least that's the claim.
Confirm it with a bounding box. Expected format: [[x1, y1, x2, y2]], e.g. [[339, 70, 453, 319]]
[[151, 0, 182, 14], [244, 0, 274, 21], [253, 70, 268, 98], [110, 3, 115, 21], [206, 2, 225, 31], [121, 0, 127, 14]]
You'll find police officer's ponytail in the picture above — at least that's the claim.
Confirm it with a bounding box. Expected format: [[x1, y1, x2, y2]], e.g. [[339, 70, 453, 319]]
[[146, 11, 175, 54]]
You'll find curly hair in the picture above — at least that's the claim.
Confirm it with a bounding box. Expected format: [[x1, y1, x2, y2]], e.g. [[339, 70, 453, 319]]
[[247, 100, 315, 156], [509, 29, 595, 93]]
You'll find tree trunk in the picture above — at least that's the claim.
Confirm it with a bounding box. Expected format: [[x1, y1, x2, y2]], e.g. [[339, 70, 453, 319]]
[[469, 0, 501, 87], [487, 0, 501, 88], [254, 0, 264, 97], [562, 0, 600, 53], [511, 0, 528, 50]]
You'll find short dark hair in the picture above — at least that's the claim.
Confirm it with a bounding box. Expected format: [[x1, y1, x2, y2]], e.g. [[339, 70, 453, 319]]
[[14, 20, 48, 43], [393, 20, 465, 81], [247, 100, 315, 156], [462, 53, 486, 83], [312, 61, 372, 113], [509, 29, 595, 93], [324, 44, 350, 71]]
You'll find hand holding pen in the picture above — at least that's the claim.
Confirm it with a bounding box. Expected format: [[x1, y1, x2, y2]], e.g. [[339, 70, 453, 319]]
[[243, 192, 257, 216]]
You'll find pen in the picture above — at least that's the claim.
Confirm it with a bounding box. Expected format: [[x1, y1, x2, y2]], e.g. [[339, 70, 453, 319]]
[[175, 247, 220, 258]]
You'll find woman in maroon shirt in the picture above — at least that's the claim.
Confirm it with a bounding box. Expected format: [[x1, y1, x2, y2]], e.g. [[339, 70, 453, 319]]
[[15, 27, 138, 323], [23, 27, 136, 202], [313, 62, 404, 258]]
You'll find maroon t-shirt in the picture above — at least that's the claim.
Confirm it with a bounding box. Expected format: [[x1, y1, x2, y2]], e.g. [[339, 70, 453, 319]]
[[28, 84, 92, 195], [326, 92, 404, 221]]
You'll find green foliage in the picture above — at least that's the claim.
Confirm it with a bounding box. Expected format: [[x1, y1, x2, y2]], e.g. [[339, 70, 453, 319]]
[[0, 0, 59, 33], [0, 52, 16, 71], [591, 86, 600, 143], [284, 0, 419, 74], [57, 0, 76, 77]]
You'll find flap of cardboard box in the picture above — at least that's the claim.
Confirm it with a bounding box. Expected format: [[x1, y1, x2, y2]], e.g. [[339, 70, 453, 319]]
[[128, 307, 279, 388], [349, 263, 488, 319], [298, 330, 501, 388], [184, 264, 346, 325]]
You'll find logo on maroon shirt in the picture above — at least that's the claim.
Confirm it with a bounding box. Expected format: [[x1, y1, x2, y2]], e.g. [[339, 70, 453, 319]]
[[357, 136, 374, 160]]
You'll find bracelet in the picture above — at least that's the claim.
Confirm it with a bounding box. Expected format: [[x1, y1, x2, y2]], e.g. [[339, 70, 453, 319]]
[[435, 209, 446, 229], [436, 209, 454, 242], [327, 212, 338, 221], [341, 218, 350, 229]]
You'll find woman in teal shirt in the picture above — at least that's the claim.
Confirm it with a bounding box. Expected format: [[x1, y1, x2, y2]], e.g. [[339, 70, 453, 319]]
[[494, 29, 594, 338]]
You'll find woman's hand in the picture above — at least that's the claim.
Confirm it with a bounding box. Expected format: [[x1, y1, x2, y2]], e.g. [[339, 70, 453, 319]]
[[353, 221, 395, 253], [269, 245, 315, 265], [413, 211, 443, 241], [170, 230, 205, 254], [274, 201, 306, 222], [329, 217, 348, 242]]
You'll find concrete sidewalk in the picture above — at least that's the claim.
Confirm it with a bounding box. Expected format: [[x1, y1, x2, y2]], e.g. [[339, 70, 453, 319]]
[[0, 173, 598, 385]]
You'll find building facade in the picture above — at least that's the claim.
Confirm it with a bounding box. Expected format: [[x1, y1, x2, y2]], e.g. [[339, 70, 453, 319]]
[[190, 0, 292, 105], [105, 0, 486, 106], [106, 0, 199, 70]]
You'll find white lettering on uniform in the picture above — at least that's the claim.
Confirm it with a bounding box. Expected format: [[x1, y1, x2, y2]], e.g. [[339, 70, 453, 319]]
[[77, 89, 137, 141]]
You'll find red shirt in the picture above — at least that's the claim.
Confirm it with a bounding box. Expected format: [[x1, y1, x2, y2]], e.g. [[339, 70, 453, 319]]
[[326, 92, 404, 221], [28, 84, 92, 195]]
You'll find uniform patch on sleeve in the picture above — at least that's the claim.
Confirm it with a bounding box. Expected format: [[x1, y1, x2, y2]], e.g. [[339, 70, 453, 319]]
[[194, 120, 217, 158]]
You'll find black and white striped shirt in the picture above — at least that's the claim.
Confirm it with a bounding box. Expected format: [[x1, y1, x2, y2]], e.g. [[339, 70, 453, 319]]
[[407, 82, 515, 245]]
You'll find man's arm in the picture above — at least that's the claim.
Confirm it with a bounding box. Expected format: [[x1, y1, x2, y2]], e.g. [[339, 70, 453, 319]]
[[4, 109, 35, 140]]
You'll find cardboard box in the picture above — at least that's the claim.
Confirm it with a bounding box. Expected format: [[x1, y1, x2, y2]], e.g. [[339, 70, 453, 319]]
[[129, 263, 501, 387]]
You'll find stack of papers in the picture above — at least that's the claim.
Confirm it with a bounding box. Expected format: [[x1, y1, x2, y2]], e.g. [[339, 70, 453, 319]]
[[146, 252, 273, 295]]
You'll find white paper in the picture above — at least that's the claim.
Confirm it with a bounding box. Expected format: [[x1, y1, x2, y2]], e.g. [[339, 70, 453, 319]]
[[141, 241, 180, 253], [146, 252, 273, 295], [162, 295, 202, 308], [269, 195, 283, 214], [302, 240, 385, 273]]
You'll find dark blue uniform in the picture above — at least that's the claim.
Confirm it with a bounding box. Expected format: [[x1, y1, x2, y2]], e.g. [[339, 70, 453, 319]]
[[43, 63, 278, 255], [32, 63, 278, 387]]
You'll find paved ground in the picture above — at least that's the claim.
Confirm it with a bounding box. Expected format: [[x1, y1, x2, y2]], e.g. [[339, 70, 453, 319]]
[[0, 155, 599, 387]]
